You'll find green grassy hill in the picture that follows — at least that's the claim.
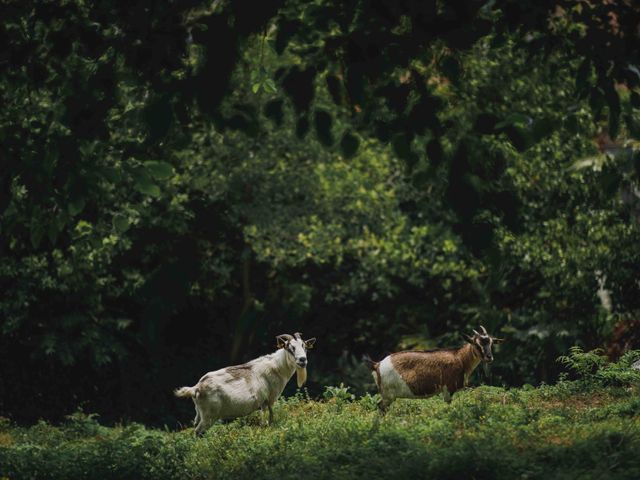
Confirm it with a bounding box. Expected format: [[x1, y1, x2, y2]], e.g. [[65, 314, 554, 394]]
[[2, 381, 640, 480]]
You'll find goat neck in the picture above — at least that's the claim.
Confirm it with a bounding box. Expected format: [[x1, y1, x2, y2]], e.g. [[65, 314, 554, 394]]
[[459, 342, 482, 376], [271, 347, 298, 379]]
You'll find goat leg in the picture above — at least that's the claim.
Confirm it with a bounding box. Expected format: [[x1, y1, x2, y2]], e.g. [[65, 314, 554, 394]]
[[268, 403, 274, 425], [442, 388, 452, 404], [377, 397, 390, 414], [193, 400, 201, 426]]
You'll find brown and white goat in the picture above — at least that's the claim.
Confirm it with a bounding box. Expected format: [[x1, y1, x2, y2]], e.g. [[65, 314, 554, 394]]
[[367, 326, 503, 411], [175, 333, 315, 435]]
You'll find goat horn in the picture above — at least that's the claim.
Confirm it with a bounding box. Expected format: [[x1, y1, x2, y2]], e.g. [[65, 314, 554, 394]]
[[472, 329, 481, 336], [480, 325, 488, 335], [276, 334, 294, 342], [293, 332, 303, 340]]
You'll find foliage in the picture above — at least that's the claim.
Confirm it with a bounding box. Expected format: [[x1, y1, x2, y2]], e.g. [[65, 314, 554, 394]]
[[557, 347, 640, 388], [2, 382, 640, 479], [2, 0, 640, 257], [1, 0, 640, 425], [322, 383, 356, 410], [272, 0, 640, 156]]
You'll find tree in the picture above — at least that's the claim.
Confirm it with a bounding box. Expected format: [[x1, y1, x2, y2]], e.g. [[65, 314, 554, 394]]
[[1, 0, 640, 422]]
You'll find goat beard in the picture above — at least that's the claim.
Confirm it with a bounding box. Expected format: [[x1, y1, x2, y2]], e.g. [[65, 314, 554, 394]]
[[296, 366, 307, 388]]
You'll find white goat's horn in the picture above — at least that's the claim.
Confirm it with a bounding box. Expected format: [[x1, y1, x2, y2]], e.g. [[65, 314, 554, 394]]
[[472, 329, 481, 336], [480, 325, 488, 335]]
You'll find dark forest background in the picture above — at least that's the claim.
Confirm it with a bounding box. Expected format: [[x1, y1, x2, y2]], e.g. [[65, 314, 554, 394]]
[[1, 0, 640, 427]]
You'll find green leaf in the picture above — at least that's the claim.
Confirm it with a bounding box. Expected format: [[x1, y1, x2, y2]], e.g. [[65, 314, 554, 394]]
[[74, 220, 93, 237], [252, 82, 261, 94], [144, 161, 174, 180], [132, 168, 161, 197], [112, 215, 131, 233], [136, 182, 161, 197], [264, 79, 277, 94]]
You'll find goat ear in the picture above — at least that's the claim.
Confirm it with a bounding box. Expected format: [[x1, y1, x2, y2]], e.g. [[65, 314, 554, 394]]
[[463, 333, 475, 344], [492, 337, 505, 344], [305, 338, 316, 349]]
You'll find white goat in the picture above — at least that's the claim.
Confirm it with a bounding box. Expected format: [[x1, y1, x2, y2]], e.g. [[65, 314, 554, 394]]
[[175, 332, 315, 435]]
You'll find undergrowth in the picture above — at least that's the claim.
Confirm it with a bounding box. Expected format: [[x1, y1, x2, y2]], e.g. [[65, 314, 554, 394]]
[[1, 350, 639, 480]]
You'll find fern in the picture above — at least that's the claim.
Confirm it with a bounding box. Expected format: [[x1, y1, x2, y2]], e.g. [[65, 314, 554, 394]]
[[557, 347, 640, 387]]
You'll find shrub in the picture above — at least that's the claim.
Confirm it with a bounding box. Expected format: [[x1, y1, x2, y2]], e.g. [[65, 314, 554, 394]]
[[557, 347, 640, 388], [2, 382, 640, 479], [322, 383, 356, 410]]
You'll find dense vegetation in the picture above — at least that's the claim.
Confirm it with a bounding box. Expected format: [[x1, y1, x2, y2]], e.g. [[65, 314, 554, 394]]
[[1, 0, 640, 430], [2, 351, 640, 479]]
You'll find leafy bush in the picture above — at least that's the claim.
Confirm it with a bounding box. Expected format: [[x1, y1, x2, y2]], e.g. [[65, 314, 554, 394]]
[[557, 347, 640, 388], [3, 383, 640, 479], [323, 383, 356, 412], [358, 393, 382, 411]]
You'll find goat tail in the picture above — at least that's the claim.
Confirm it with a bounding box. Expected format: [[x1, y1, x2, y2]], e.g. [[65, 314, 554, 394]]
[[362, 354, 378, 371], [174, 386, 196, 398], [363, 355, 383, 394]]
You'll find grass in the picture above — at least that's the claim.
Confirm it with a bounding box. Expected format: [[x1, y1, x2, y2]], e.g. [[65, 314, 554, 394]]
[[1, 381, 640, 480]]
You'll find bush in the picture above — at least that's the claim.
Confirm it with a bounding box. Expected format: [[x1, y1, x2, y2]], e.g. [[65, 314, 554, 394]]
[[2, 382, 640, 479], [557, 347, 640, 388]]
